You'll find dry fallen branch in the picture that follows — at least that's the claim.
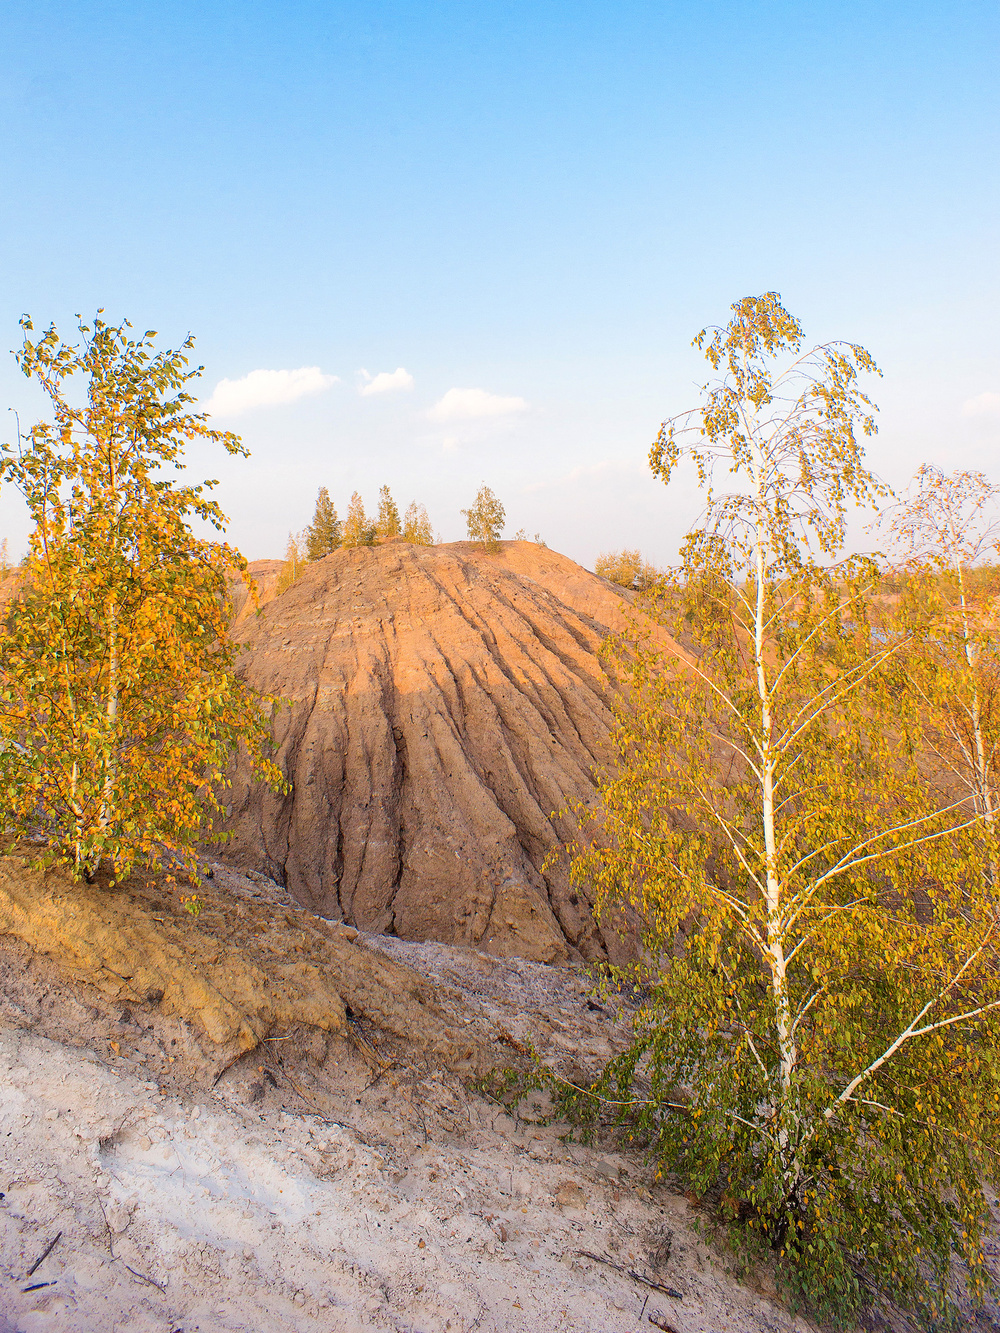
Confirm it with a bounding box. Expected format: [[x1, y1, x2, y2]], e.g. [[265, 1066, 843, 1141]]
[[26, 1230, 61, 1277], [575, 1249, 683, 1298]]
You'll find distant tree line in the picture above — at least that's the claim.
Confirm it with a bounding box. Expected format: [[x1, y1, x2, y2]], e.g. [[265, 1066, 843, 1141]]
[[306, 484, 435, 555], [278, 485, 435, 590], [594, 547, 661, 590], [278, 482, 544, 588]]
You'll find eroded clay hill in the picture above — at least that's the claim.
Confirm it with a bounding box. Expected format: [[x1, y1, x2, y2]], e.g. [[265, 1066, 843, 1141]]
[[223, 541, 633, 964]]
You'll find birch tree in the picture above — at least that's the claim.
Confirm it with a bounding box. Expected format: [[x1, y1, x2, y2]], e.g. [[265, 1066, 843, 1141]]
[[461, 484, 505, 550], [276, 530, 308, 592], [340, 490, 374, 548], [0, 314, 282, 884], [594, 547, 660, 590], [568, 295, 1000, 1324], [884, 466, 1000, 842], [402, 500, 434, 545], [375, 484, 401, 540]]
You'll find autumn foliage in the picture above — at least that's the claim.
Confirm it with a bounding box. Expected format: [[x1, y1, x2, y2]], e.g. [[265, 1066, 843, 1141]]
[[0, 315, 282, 884], [567, 295, 1000, 1325]]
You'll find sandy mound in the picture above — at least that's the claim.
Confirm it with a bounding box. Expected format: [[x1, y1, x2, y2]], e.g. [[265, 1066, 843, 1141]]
[[223, 541, 634, 964]]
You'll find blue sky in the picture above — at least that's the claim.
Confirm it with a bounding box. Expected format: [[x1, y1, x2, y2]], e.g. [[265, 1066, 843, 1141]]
[[1, 1, 998, 566]]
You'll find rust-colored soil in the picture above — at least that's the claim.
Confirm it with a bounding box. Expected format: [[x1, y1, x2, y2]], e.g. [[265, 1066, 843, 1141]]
[[224, 541, 636, 963], [0, 855, 482, 1079]]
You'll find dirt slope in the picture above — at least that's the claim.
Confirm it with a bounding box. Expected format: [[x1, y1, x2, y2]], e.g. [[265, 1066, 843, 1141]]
[[0, 855, 491, 1080], [0, 860, 826, 1333], [223, 541, 636, 963]]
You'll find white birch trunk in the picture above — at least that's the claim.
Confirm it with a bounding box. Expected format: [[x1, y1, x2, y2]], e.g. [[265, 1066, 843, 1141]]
[[753, 449, 797, 1178], [98, 442, 120, 839]]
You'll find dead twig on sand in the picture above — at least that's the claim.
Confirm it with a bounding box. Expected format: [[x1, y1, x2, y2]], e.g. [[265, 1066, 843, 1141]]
[[257, 1055, 339, 1126], [348, 1016, 390, 1073], [496, 1025, 531, 1055], [647, 1315, 681, 1333], [575, 1250, 683, 1299], [124, 1263, 166, 1293], [26, 1231, 61, 1277], [95, 1198, 165, 1293]]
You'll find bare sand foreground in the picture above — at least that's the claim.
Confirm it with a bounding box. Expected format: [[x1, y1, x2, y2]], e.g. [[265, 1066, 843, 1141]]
[[0, 863, 819, 1333], [0, 1023, 816, 1333]]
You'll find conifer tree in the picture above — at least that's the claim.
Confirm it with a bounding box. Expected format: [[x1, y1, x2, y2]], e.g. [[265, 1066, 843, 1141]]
[[402, 501, 434, 545], [375, 484, 401, 540], [304, 487, 340, 560]]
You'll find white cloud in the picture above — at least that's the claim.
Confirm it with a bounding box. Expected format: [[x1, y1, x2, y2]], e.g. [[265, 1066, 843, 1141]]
[[427, 387, 529, 422], [961, 391, 1000, 420], [358, 366, 415, 396], [204, 366, 338, 416]]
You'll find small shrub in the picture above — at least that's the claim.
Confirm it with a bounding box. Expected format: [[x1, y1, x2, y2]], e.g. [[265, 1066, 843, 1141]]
[[594, 548, 660, 589]]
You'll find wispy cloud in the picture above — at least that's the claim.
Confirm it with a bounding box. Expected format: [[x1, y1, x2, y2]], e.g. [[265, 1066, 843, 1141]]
[[205, 367, 338, 416], [427, 387, 528, 422], [358, 366, 415, 396], [962, 391, 1000, 420]]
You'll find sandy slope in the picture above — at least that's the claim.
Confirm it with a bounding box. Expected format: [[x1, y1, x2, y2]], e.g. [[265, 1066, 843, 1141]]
[[0, 910, 817, 1333], [0, 1032, 816, 1333], [223, 541, 643, 964]]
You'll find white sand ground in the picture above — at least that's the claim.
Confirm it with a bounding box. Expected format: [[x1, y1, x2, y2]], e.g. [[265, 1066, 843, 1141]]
[[0, 933, 819, 1333]]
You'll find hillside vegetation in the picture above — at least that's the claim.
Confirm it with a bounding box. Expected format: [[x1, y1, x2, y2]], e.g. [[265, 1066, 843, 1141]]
[[3, 296, 1000, 1330]]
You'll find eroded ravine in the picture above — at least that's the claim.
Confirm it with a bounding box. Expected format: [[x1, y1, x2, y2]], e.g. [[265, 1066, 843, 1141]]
[[223, 541, 641, 962]]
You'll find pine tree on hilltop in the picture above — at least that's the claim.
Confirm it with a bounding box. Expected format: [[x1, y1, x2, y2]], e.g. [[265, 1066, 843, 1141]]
[[376, 484, 401, 540], [403, 501, 434, 545], [341, 491, 375, 548], [304, 487, 341, 561]]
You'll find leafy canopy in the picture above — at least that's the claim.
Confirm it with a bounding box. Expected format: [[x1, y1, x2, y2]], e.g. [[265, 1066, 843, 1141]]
[[0, 313, 283, 883], [341, 490, 375, 548], [376, 484, 401, 540], [568, 294, 1000, 1325], [462, 484, 505, 551], [403, 500, 434, 545], [594, 548, 660, 591], [276, 530, 308, 593], [882, 466, 1000, 869]]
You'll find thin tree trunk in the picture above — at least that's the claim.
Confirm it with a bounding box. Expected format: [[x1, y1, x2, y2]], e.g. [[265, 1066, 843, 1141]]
[[98, 445, 121, 841], [98, 590, 119, 835], [953, 557, 998, 898], [753, 452, 796, 1177]]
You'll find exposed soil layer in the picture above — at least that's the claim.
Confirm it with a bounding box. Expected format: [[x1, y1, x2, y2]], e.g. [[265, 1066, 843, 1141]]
[[223, 541, 638, 964], [0, 857, 483, 1080]]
